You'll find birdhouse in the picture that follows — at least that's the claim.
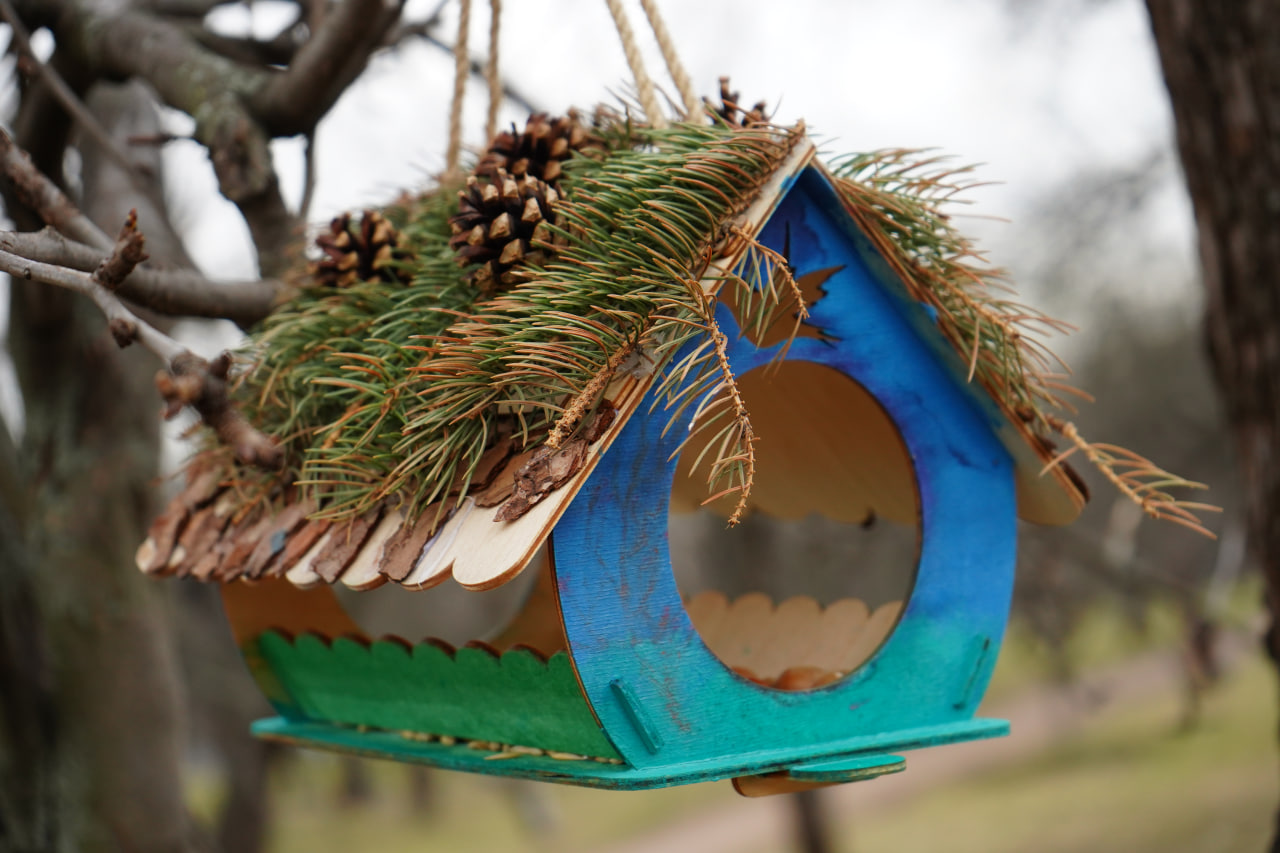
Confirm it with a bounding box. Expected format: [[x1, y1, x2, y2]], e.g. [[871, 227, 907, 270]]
[[140, 114, 1202, 796]]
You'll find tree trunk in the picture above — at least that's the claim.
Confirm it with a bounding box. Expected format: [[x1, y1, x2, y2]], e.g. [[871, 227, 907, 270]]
[[791, 790, 835, 853], [0, 78, 201, 851], [1144, 0, 1280, 845]]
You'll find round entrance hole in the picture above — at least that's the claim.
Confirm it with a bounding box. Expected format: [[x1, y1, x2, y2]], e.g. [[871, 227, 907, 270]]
[[669, 360, 921, 691]]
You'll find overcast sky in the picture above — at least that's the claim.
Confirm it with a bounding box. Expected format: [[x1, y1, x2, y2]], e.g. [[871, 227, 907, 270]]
[[0, 0, 1198, 442]]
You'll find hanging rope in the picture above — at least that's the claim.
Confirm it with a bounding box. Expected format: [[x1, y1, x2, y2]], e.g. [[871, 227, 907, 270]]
[[638, 0, 700, 121], [605, 0, 666, 129], [484, 0, 502, 142], [445, 0, 472, 178]]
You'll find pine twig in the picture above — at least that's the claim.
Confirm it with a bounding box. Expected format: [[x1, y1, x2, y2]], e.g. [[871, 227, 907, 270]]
[[546, 340, 635, 449], [829, 149, 1218, 537], [1044, 420, 1219, 539], [697, 306, 756, 526]]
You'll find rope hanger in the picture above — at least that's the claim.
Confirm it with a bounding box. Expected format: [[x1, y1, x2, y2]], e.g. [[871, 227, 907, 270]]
[[444, 0, 700, 175]]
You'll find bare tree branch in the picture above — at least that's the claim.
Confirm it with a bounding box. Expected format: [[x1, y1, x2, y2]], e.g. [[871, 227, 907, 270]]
[[91, 209, 149, 292], [299, 130, 318, 224], [253, 0, 405, 135], [0, 229, 180, 361], [10, 3, 298, 269], [0, 114, 285, 463], [125, 132, 189, 146], [5, 0, 410, 274], [197, 94, 298, 276], [0, 228, 287, 326], [159, 352, 282, 468], [187, 22, 304, 67], [135, 0, 237, 16], [0, 127, 111, 251], [0, 222, 282, 469], [0, 119, 285, 324], [0, 0, 149, 185]]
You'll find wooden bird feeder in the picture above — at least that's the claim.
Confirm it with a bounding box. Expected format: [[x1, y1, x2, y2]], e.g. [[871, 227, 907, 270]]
[[139, 133, 1094, 796]]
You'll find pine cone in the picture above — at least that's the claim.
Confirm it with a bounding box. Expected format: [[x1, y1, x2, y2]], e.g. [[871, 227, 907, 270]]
[[715, 76, 768, 128], [449, 169, 562, 295], [310, 210, 412, 288], [476, 112, 593, 187]]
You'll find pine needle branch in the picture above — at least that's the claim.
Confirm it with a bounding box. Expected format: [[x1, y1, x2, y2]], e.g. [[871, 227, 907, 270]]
[[1046, 420, 1219, 538], [829, 149, 1217, 536]]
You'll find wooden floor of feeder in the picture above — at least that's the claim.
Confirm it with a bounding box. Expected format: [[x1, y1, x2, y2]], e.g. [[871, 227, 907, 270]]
[[249, 715, 1008, 791]]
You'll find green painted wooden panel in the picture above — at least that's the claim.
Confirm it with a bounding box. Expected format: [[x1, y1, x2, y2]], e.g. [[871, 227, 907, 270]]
[[253, 631, 621, 759]]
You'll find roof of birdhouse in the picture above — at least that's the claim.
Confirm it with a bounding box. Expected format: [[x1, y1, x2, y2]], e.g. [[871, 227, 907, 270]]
[[136, 112, 1213, 592]]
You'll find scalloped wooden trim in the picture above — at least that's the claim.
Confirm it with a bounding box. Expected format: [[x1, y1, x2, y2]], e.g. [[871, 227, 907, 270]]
[[252, 629, 620, 759], [686, 592, 903, 684]]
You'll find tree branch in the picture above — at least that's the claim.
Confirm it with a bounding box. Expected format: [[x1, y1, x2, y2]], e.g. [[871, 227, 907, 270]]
[[0, 219, 282, 468], [299, 131, 318, 224], [0, 228, 287, 326], [28, 5, 298, 270], [0, 0, 149, 185], [251, 0, 404, 136], [0, 127, 111, 251], [0, 119, 286, 324], [91, 209, 149, 292], [135, 0, 237, 16], [8, 0, 408, 273], [187, 23, 304, 68]]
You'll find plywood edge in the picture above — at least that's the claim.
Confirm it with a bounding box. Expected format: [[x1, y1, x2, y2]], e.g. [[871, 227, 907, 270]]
[[446, 374, 650, 590], [997, 417, 1088, 526]]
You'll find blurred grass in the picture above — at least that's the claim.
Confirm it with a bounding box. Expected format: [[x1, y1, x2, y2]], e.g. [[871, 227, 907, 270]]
[[986, 575, 1262, 703], [819, 652, 1278, 853], [256, 754, 736, 853]]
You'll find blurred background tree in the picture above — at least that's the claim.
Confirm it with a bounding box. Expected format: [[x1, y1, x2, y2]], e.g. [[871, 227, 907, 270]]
[[1145, 0, 1280, 846]]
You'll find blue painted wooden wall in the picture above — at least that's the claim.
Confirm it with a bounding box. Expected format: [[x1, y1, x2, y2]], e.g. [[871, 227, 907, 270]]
[[552, 167, 1018, 777]]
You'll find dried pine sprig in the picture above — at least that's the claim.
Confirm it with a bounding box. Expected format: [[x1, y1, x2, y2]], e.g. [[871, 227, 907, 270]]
[[829, 149, 1216, 536], [645, 228, 808, 520], [215, 118, 804, 521], [379, 121, 805, 519], [219, 187, 477, 511], [208, 119, 1212, 538], [1046, 420, 1218, 537]]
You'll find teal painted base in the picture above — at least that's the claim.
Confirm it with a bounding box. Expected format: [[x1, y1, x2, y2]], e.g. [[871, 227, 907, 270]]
[[251, 716, 1009, 790]]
